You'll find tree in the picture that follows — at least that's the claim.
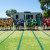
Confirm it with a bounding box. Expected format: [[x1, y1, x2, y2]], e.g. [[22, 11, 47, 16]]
[[42, 11, 48, 18], [40, 4, 46, 11], [6, 10, 10, 16], [6, 9, 17, 17], [47, 9, 50, 17], [39, 0, 50, 11], [39, 0, 50, 18]]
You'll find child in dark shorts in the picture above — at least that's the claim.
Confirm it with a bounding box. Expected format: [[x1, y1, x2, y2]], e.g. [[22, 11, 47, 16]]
[[21, 20, 24, 26]]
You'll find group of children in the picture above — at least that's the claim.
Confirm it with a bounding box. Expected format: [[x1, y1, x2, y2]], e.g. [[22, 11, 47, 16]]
[[26, 18, 37, 29], [13, 18, 24, 29], [13, 18, 37, 29], [0, 18, 38, 30], [42, 18, 50, 29]]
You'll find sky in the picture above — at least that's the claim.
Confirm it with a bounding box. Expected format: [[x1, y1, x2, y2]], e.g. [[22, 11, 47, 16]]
[[0, 0, 42, 18]]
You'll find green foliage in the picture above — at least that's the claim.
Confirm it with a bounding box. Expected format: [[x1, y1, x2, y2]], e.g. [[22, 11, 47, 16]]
[[47, 9, 50, 17], [38, 0, 50, 11], [6, 10, 11, 16], [42, 11, 48, 18], [6, 9, 17, 17], [39, 0, 50, 18], [39, 0, 41, 3], [41, 4, 45, 11]]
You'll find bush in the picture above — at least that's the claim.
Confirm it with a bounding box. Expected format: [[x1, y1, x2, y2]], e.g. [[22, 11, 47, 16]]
[[42, 11, 48, 18], [47, 9, 50, 17]]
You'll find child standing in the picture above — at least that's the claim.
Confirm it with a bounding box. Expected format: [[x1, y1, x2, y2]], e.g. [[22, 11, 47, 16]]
[[43, 20, 46, 30]]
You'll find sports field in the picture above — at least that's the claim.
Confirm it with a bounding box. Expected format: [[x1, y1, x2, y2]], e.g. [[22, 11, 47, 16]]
[[0, 31, 50, 50]]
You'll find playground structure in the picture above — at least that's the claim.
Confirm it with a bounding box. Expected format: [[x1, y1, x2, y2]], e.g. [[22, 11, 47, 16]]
[[0, 19, 10, 26], [0, 16, 13, 30]]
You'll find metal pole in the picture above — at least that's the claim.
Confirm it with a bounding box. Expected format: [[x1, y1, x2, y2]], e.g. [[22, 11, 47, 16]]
[[24, 14, 26, 30]]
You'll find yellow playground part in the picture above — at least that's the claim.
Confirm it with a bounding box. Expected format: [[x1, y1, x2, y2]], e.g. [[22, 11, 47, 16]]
[[0, 15, 12, 26], [0, 20, 10, 26]]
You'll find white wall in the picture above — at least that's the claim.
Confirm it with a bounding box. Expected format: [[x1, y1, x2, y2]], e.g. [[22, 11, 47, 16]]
[[13, 12, 40, 20]]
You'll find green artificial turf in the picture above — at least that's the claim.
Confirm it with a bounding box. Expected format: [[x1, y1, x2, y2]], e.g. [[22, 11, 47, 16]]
[[0, 31, 12, 42], [44, 31, 50, 35], [0, 31, 23, 50], [34, 31, 50, 50], [0, 31, 5, 34], [0, 31, 50, 50], [19, 31, 41, 50]]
